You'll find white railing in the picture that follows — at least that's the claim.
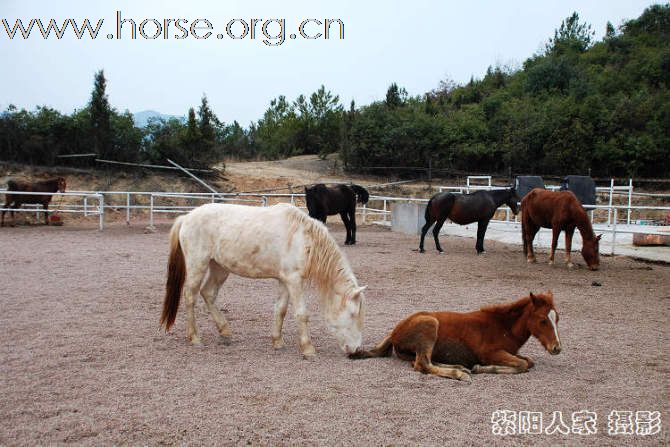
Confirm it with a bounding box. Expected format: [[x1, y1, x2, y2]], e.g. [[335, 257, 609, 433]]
[[0, 190, 104, 230]]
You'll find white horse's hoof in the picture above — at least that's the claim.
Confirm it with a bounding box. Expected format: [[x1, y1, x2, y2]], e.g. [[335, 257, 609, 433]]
[[189, 335, 203, 346], [567, 262, 575, 269], [272, 338, 285, 349], [300, 344, 316, 359]]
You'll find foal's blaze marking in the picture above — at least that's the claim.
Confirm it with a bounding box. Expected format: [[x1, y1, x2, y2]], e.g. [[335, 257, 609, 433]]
[[548, 309, 561, 349], [350, 291, 561, 381]]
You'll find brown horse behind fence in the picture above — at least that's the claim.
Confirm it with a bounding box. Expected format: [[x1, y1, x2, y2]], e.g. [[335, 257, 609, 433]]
[[521, 188, 601, 270], [349, 291, 561, 382], [1, 177, 67, 226]]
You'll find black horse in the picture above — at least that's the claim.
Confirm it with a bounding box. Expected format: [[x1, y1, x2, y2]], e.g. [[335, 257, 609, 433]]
[[304, 183, 370, 245], [419, 188, 519, 254], [2, 177, 67, 227]]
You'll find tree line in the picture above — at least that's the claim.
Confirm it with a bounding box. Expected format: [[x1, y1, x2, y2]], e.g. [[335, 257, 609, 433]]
[[1, 5, 668, 177]]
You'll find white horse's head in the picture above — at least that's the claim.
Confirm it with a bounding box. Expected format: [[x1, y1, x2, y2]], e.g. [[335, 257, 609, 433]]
[[328, 285, 366, 354]]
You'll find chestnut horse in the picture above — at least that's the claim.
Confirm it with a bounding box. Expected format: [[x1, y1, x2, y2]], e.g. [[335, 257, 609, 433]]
[[2, 177, 66, 227], [419, 188, 519, 254], [521, 188, 601, 270], [349, 291, 561, 382], [304, 183, 369, 245]]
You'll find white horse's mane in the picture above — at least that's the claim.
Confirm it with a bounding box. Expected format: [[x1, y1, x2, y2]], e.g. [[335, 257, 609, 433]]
[[283, 205, 357, 309]]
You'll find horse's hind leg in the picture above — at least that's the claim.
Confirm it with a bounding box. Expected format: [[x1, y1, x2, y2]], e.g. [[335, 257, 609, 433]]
[[564, 227, 575, 268], [271, 282, 290, 348], [42, 203, 49, 225], [432, 218, 447, 253], [395, 315, 470, 381], [183, 258, 209, 345], [524, 222, 540, 263], [349, 208, 357, 244], [548, 227, 561, 265], [419, 216, 435, 253], [200, 261, 232, 340]]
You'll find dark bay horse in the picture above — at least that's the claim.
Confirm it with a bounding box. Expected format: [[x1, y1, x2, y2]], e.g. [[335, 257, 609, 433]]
[[419, 188, 519, 254], [350, 291, 561, 382], [521, 188, 601, 270], [2, 177, 66, 227], [304, 183, 369, 245]]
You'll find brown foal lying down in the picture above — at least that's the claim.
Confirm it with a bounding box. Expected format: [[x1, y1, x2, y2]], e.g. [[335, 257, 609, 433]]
[[349, 291, 561, 382]]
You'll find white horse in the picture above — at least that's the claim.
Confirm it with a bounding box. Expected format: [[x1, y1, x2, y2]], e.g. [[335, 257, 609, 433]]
[[160, 203, 366, 357]]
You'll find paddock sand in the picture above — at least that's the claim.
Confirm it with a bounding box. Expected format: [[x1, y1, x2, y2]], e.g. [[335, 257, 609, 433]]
[[0, 223, 668, 446]]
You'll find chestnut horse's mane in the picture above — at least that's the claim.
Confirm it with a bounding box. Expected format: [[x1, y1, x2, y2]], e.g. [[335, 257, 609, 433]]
[[480, 293, 553, 315], [480, 296, 531, 315]]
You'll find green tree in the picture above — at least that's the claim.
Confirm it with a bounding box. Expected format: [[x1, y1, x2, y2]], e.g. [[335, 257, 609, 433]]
[[89, 70, 113, 159]]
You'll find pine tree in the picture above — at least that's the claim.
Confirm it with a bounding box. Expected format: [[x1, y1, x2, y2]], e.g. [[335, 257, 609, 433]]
[[89, 70, 112, 158], [198, 94, 215, 149]]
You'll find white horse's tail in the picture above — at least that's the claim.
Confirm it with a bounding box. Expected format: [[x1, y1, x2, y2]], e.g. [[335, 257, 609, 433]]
[[161, 216, 186, 331]]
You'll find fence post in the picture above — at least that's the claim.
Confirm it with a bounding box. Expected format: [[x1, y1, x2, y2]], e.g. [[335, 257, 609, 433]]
[[611, 207, 617, 255], [126, 193, 131, 225], [149, 194, 155, 229], [362, 203, 367, 224], [383, 199, 388, 224], [84, 196, 88, 217], [98, 194, 105, 231], [607, 178, 614, 225], [627, 178, 632, 225]]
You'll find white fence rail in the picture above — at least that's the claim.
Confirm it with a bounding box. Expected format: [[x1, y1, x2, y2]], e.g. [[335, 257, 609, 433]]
[[1, 183, 668, 256]]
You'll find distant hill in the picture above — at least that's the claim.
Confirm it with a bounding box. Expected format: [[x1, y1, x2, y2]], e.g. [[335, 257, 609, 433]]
[[133, 110, 184, 127]]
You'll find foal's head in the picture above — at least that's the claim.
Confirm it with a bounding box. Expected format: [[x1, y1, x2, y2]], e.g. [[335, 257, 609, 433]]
[[526, 291, 561, 355], [506, 188, 520, 215], [328, 285, 366, 354], [582, 234, 602, 270], [56, 177, 67, 192]]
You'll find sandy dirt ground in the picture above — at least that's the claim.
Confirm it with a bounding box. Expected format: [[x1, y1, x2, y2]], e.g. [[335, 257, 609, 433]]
[[0, 222, 668, 446]]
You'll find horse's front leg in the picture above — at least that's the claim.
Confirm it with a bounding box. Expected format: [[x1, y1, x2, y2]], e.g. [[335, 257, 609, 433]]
[[516, 354, 535, 369], [349, 209, 357, 245], [472, 350, 530, 374], [285, 276, 315, 358], [475, 219, 490, 254], [272, 282, 290, 349], [339, 212, 352, 245], [564, 227, 575, 269], [42, 203, 49, 225]]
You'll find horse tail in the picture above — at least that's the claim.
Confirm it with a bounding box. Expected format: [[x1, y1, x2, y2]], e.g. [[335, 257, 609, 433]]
[[161, 216, 186, 331], [348, 334, 393, 359], [351, 184, 369, 204]]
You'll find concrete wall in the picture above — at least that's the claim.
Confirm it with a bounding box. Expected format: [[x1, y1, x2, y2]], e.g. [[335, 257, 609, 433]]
[[391, 202, 427, 235]]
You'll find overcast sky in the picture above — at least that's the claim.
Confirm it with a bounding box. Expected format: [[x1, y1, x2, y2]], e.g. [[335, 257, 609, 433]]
[[1, 0, 659, 125]]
